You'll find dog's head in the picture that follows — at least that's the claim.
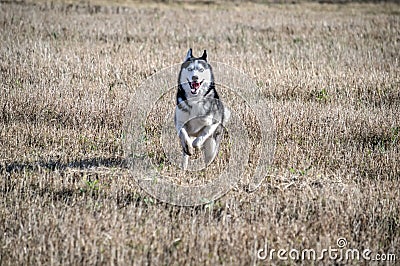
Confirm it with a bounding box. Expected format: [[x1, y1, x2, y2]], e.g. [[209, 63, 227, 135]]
[[178, 48, 213, 97]]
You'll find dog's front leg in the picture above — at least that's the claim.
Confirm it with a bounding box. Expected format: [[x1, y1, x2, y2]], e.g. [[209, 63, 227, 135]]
[[179, 127, 193, 155], [179, 128, 193, 170], [192, 123, 220, 149]]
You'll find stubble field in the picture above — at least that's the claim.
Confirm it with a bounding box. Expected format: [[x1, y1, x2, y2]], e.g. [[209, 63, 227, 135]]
[[1, 0, 399, 265]]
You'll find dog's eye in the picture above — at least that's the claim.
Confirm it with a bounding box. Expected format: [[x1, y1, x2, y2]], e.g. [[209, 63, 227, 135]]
[[187, 67, 193, 71], [199, 68, 204, 72]]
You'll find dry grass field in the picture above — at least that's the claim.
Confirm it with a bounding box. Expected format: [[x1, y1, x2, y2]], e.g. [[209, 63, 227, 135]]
[[1, 0, 399, 265]]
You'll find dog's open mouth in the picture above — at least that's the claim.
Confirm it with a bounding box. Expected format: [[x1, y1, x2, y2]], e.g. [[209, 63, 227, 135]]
[[189, 79, 203, 94]]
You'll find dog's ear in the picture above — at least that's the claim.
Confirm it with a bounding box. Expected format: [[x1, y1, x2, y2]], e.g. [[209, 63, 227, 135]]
[[200, 50, 207, 61], [184, 48, 193, 62]]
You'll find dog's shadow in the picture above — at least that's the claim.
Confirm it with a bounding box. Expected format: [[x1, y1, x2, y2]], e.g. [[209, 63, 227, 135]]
[[0, 157, 143, 207], [1, 156, 126, 174]]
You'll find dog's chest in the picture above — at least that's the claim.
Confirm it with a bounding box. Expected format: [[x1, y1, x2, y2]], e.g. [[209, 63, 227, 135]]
[[175, 99, 216, 135]]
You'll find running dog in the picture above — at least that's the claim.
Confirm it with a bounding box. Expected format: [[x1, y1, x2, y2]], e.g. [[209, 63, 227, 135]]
[[174, 48, 230, 170]]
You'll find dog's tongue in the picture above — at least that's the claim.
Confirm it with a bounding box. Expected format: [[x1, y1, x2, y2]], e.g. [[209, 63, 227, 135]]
[[191, 81, 200, 93], [191, 81, 200, 90]]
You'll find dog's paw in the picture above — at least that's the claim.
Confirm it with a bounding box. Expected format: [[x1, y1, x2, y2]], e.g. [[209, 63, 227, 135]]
[[180, 137, 193, 156], [186, 143, 194, 155], [185, 142, 194, 156], [192, 136, 205, 149], [183, 143, 194, 156]]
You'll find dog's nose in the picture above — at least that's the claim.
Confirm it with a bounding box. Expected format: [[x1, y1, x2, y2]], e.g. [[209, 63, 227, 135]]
[[192, 75, 198, 82]]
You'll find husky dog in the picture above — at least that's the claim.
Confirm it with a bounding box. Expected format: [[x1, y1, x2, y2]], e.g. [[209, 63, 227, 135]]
[[174, 48, 230, 170]]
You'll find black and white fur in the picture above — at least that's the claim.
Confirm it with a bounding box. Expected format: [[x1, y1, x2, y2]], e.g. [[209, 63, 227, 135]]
[[174, 48, 230, 170]]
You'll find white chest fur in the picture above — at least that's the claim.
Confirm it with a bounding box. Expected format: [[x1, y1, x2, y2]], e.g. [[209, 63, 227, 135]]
[[175, 97, 218, 137]]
